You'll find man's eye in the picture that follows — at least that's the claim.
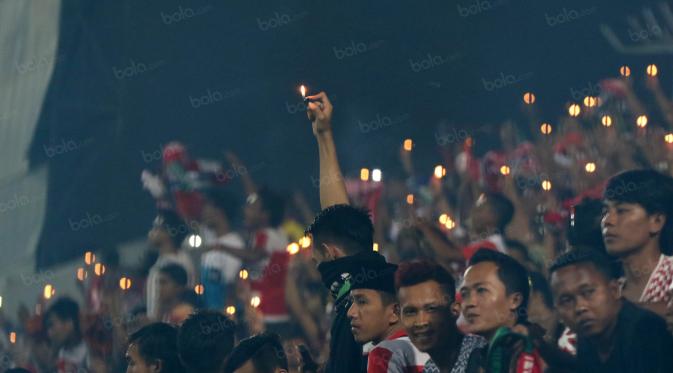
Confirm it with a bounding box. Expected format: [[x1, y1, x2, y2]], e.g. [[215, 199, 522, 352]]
[[477, 287, 488, 294], [403, 309, 417, 316]]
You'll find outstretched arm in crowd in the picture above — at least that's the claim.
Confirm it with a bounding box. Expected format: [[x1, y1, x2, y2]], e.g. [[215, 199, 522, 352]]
[[225, 151, 258, 196], [306, 92, 350, 208]]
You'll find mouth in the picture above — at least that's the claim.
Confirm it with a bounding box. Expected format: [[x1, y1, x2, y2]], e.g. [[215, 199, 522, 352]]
[[412, 330, 434, 343], [465, 313, 480, 323], [577, 319, 596, 332]]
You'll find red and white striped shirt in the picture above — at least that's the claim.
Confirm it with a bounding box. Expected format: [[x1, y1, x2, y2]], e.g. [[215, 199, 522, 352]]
[[367, 329, 430, 373]]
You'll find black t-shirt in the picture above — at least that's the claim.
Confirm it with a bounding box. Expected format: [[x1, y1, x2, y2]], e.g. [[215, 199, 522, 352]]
[[325, 294, 365, 373], [576, 300, 673, 373]]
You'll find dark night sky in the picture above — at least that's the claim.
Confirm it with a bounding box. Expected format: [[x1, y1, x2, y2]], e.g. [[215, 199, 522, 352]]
[[28, 0, 672, 268]]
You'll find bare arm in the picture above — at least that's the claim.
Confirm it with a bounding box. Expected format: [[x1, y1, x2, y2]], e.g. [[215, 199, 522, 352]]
[[306, 92, 349, 208], [225, 151, 258, 196]]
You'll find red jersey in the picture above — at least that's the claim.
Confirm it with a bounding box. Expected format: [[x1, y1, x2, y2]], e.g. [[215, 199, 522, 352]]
[[249, 228, 290, 321]]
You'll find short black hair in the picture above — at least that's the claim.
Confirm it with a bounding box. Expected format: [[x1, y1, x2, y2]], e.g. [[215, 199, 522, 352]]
[[155, 209, 190, 248], [204, 188, 239, 222], [395, 260, 456, 303], [159, 263, 188, 287], [223, 332, 288, 373], [177, 310, 235, 373], [305, 204, 374, 255], [567, 198, 606, 252], [485, 193, 514, 231], [128, 323, 184, 373], [256, 186, 285, 227], [549, 247, 620, 282], [604, 169, 673, 254], [469, 249, 530, 323], [44, 297, 80, 335]]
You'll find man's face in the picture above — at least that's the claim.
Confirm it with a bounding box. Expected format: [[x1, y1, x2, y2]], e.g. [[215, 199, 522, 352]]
[[158, 273, 182, 304], [470, 195, 497, 235], [126, 343, 157, 373], [244, 196, 266, 229], [550, 263, 621, 339], [460, 262, 519, 339], [398, 281, 455, 353], [601, 201, 663, 256], [46, 314, 73, 347], [201, 202, 224, 230], [347, 289, 398, 344], [148, 217, 171, 248]]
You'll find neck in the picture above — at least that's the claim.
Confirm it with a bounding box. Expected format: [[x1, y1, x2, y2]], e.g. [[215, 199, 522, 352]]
[[591, 300, 622, 360], [374, 323, 404, 345], [429, 327, 464, 371], [621, 241, 661, 284]]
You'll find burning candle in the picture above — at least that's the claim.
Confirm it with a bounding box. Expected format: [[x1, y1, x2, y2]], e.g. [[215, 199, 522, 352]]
[[119, 277, 132, 291], [360, 168, 370, 181], [434, 165, 446, 179], [646, 64, 658, 77], [194, 284, 204, 295], [403, 139, 413, 151], [636, 115, 648, 128], [300, 85, 307, 102], [585, 162, 596, 173], [77, 267, 87, 281], [406, 194, 414, 205], [250, 296, 261, 308], [286, 243, 300, 255], [500, 165, 511, 175], [540, 123, 552, 135], [43, 284, 55, 300], [542, 180, 552, 191], [619, 65, 631, 77], [523, 92, 535, 105], [568, 104, 581, 117], [601, 115, 612, 127]]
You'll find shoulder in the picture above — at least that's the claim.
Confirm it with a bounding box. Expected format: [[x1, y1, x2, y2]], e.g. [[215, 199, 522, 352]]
[[620, 301, 670, 341]]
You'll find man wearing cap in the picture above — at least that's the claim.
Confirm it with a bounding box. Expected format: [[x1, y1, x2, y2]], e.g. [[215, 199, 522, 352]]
[[347, 261, 430, 373]]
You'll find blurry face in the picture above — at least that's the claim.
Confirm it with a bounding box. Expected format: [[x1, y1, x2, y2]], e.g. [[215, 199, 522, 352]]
[[550, 264, 621, 339], [200, 203, 225, 230], [148, 217, 170, 248], [470, 196, 497, 235], [46, 314, 73, 347], [601, 201, 664, 256], [459, 262, 520, 339], [244, 195, 266, 229], [126, 343, 158, 373], [398, 281, 456, 354], [347, 289, 399, 344], [158, 273, 182, 303]]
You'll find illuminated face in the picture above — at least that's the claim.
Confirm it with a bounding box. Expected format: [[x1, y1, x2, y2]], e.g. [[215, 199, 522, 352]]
[[601, 201, 663, 256], [244, 194, 266, 229], [397, 281, 456, 354], [459, 262, 519, 340], [347, 289, 398, 344], [550, 263, 621, 339]]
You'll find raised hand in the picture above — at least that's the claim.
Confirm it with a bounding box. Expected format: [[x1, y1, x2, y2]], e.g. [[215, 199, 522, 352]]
[[306, 92, 334, 136]]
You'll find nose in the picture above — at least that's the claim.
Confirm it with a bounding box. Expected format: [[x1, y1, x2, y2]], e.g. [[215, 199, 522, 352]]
[[574, 297, 589, 316], [601, 209, 615, 228], [347, 302, 357, 320], [415, 310, 430, 327]]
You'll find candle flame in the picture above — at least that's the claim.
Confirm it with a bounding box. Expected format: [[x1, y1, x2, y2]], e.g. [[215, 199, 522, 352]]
[[300, 85, 306, 98]]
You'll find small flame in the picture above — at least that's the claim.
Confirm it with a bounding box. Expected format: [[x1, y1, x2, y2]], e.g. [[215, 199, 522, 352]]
[[300, 85, 306, 98]]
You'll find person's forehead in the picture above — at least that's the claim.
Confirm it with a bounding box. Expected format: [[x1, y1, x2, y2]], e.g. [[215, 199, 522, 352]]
[[462, 261, 500, 286], [399, 281, 447, 305], [351, 288, 378, 298], [551, 263, 603, 290]]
